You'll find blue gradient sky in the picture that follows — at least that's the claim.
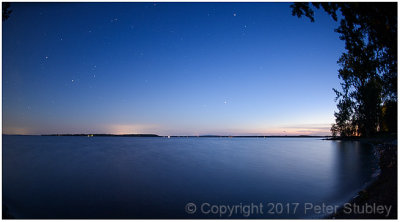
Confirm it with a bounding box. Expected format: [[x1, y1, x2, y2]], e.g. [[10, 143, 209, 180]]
[[3, 2, 344, 136]]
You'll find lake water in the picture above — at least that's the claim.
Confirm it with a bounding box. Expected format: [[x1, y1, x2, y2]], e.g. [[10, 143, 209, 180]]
[[3, 136, 378, 219]]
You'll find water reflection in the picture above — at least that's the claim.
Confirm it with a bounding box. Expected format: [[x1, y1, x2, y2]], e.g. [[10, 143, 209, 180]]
[[331, 140, 377, 203], [3, 136, 377, 219]]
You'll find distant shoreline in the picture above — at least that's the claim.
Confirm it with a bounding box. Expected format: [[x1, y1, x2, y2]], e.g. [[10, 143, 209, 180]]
[[3, 134, 330, 138]]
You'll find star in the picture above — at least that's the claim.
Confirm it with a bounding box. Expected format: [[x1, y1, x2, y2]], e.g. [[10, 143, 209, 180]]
[[45, 56, 48, 59], [233, 13, 237, 17], [224, 100, 227, 104], [72, 79, 74, 82]]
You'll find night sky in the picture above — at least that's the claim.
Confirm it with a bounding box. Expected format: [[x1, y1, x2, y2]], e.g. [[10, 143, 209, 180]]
[[3, 2, 345, 136]]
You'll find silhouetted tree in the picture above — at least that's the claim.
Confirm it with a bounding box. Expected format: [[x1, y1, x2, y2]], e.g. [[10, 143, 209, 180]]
[[2, 2, 12, 21], [380, 100, 397, 133], [291, 3, 397, 137], [331, 88, 356, 137]]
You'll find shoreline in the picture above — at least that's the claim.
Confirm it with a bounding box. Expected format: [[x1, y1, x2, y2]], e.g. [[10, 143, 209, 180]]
[[326, 140, 397, 219], [4, 134, 329, 138]]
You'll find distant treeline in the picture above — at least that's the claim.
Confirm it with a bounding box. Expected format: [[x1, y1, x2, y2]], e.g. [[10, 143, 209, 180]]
[[179, 135, 327, 138], [41, 134, 328, 138], [42, 134, 160, 137]]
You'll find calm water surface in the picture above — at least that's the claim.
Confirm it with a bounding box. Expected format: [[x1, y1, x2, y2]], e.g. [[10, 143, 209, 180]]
[[3, 136, 378, 218]]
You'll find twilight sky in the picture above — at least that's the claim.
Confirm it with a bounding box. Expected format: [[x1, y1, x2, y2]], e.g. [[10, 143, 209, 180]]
[[3, 2, 345, 136]]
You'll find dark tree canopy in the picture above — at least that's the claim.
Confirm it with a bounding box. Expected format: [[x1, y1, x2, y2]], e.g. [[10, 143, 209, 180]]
[[291, 3, 397, 137], [2, 2, 12, 21]]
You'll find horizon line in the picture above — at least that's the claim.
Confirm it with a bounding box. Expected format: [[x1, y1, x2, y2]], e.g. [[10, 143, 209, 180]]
[[3, 133, 331, 137]]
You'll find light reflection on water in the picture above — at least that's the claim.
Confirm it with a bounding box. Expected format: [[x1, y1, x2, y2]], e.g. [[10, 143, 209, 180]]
[[3, 136, 377, 218]]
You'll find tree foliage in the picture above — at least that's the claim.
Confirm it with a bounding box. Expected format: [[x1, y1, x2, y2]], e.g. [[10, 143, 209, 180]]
[[2, 2, 12, 21], [291, 3, 397, 137]]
